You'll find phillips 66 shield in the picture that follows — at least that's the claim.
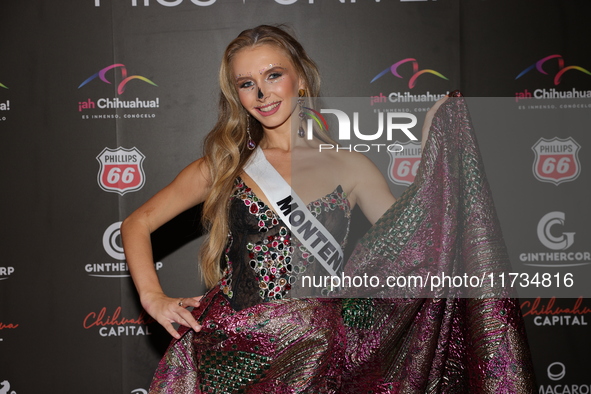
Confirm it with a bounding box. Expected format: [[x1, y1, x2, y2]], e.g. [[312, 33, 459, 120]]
[[97, 147, 146, 194], [388, 140, 422, 186], [532, 137, 581, 185]]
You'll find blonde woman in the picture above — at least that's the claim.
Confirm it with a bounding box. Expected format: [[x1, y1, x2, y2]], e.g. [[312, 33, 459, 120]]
[[122, 25, 534, 393], [122, 25, 395, 392]]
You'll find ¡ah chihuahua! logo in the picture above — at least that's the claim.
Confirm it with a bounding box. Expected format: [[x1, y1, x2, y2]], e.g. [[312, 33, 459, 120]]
[[78, 64, 160, 120]]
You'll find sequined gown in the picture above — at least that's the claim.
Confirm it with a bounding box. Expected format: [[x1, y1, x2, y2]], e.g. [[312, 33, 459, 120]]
[[150, 97, 536, 393], [150, 181, 352, 393]]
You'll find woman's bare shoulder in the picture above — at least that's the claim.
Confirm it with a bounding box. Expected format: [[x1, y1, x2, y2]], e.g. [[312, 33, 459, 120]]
[[330, 149, 380, 173]]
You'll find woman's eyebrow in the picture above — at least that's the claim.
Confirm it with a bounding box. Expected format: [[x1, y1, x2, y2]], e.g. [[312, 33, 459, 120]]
[[259, 64, 286, 74], [235, 72, 252, 82]]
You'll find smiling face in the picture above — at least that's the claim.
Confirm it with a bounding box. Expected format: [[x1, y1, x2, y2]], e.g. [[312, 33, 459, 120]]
[[232, 44, 304, 135]]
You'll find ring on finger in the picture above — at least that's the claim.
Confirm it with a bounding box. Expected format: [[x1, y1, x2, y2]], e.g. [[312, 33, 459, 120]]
[[178, 298, 184, 307]]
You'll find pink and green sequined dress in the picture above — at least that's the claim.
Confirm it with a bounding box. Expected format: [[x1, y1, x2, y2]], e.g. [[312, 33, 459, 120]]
[[149, 182, 353, 393], [149, 97, 536, 393]]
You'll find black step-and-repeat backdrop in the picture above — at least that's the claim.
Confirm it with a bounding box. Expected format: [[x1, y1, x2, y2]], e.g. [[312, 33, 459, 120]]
[[1, 1, 590, 392]]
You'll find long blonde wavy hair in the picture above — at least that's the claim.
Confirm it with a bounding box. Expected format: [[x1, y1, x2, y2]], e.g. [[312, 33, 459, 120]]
[[199, 25, 323, 288]]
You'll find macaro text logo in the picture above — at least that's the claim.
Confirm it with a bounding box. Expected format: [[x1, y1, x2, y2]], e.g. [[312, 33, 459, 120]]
[[532, 137, 581, 185], [547, 362, 566, 381], [538, 361, 591, 393], [371, 58, 448, 88], [79, 64, 157, 95], [388, 140, 422, 186], [516, 55, 591, 86], [97, 147, 146, 195]]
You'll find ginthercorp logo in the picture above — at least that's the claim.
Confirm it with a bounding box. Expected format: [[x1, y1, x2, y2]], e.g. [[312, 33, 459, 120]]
[[514, 54, 591, 104], [78, 64, 160, 120], [86, 221, 128, 277], [388, 140, 422, 186], [0, 380, 16, 394], [85, 222, 163, 277], [537, 212, 575, 251], [532, 137, 581, 185], [104, 222, 125, 261], [97, 147, 146, 195], [0, 266, 14, 281], [520, 211, 590, 267]]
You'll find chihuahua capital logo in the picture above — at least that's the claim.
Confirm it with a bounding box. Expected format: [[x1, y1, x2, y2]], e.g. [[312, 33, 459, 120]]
[[516, 54, 591, 85], [371, 58, 448, 88], [79, 64, 157, 94]]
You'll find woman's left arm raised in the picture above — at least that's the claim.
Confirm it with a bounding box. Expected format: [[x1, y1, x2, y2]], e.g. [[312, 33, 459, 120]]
[[346, 152, 396, 226]]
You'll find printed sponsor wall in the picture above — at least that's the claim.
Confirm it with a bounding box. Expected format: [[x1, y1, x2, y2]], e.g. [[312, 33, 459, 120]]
[[1, 0, 590, 392]]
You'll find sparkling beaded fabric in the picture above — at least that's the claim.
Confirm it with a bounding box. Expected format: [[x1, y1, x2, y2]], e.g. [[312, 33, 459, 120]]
[[149, 97, 535, 393], [341, 97, 536, 392], [150, 184, 351, 393]]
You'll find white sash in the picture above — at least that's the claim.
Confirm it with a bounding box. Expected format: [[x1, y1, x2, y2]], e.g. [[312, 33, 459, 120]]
[[244, 147, 344, 277]]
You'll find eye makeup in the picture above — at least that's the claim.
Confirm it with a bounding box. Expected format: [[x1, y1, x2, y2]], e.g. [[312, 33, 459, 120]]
[[235, 73, 255, 91], [235, 65, 288, 91], [258, 63, 281, 75], [264, 67, 287, 84]]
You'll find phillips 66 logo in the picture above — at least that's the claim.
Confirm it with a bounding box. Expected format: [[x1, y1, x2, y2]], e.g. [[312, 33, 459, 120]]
[[388, 140, 422, 186], [97, 147, 146, 194], [532, 137, 581, 185]]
